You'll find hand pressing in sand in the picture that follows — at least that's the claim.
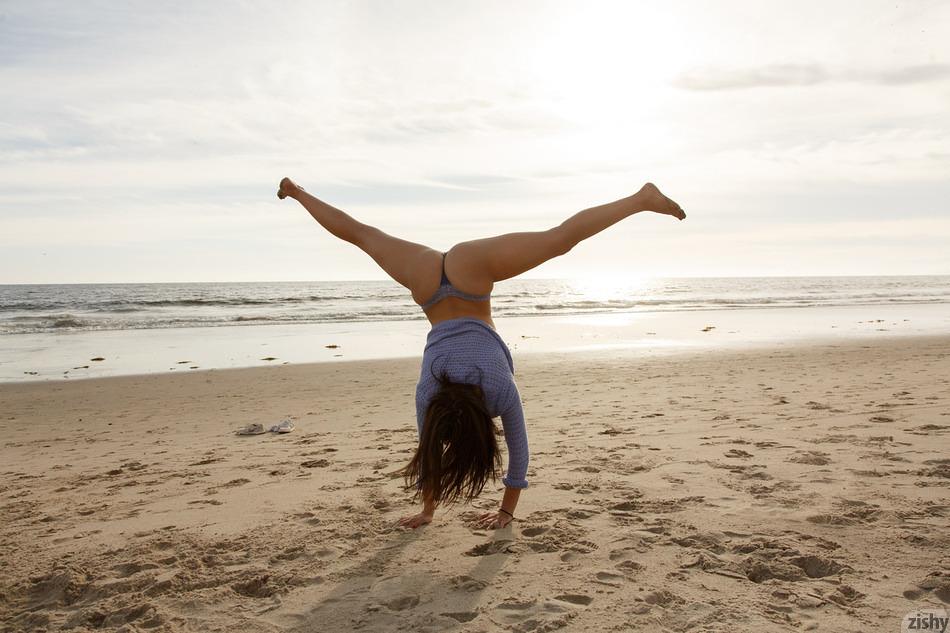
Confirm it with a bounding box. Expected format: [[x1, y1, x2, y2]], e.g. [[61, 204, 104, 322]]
[[470, 510, 513, 530], [397, 510, 433, 529]]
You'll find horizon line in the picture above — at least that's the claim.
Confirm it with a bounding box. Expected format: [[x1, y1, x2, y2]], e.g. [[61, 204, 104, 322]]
[[2, 272, 949, 286]]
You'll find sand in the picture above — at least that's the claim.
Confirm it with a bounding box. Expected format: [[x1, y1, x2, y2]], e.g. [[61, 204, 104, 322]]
[[1, 335, 948, 632]]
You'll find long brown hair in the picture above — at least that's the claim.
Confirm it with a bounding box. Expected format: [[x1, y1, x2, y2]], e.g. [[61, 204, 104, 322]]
[[399, 371, 502, 506]]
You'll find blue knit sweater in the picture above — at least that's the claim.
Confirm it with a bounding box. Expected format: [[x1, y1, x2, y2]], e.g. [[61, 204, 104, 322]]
[[415, 317, 529, 489]]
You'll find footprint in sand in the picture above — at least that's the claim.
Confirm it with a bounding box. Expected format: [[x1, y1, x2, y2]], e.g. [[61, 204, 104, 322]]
[[565, 508, 596, 520], [916, 459, 950, 480], [497, 598, 537, 611], [642, 589, 684, 607], [739, 544, 850, 584], [449, 574, 488, 592], [441, 611, 478, 623], [189, 457, 223, 466], [903, 571, 950, 603], [593, 570, 626, 587], [614, 560, 644, 575], [465, 540, 521, 556], [111, 562, 160, 578], [495, 593, 592, 632], [788, 451, 832, 466], [725, 449, 753, 459], [807, 499, 881, 526], [292, 511, 322, 526], [906, 424, 950, 435], [383, 595, 420, 611], [515, 510, 600, 560], [521, 526, 549, 537], [219, 478, 250, 488]]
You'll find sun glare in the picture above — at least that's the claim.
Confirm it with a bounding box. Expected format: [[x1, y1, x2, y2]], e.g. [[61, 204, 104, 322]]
[[518, 4, 692, 163], [568, 273, 656, 301]]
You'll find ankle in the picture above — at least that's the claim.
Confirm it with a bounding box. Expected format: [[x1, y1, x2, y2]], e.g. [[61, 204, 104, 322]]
[[623, 191, 648, 214], [629, 183, 658, 212]]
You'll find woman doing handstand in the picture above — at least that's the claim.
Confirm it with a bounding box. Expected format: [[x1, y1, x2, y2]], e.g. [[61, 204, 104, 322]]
[[277, 177, 686, 530]]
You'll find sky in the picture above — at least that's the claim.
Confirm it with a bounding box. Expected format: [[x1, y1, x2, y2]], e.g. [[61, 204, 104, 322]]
[[1, 0, 948, 284]]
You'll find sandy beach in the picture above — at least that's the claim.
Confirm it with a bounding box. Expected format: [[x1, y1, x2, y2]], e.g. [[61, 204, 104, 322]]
[[1, 333, 948, 632], [6, 0, 950, 630]]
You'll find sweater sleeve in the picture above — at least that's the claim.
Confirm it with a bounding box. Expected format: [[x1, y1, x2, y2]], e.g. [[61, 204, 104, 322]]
[[499, 378, 530, 489]]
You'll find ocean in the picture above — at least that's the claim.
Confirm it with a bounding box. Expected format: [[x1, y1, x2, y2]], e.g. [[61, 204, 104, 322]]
[[3, 275, 949, 382], [2, 275, 949, 336]]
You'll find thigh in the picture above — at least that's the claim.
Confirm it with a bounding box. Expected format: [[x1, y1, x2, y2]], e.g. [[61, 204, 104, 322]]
[[449, 227, 571, 286], [359, 227, 443, 304]]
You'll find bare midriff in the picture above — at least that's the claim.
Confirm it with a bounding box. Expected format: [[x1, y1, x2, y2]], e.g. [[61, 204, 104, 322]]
[[422, 295, 495, 330]]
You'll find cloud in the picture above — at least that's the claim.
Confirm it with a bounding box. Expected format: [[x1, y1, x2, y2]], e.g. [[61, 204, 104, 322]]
[[674, 63, 950, 91], [346, 96, 575, 144], [869, 64, 950, 85]]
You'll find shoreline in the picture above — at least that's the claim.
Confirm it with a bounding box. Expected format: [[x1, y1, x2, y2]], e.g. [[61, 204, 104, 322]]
[[4, 329, 950, 390], [3, 302, 949, 383]]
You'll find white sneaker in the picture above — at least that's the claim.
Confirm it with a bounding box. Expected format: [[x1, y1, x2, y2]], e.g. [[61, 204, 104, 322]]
[[270, 419, 295, 434]]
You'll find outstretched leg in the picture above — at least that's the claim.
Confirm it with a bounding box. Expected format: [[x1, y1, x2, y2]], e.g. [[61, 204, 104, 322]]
[[278, 178, 441, 303], [449, 183, 685, 287]]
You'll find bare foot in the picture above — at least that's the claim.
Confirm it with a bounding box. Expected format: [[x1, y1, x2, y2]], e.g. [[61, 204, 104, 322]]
[[277, 177, 304, 200], [396, 511, 433, 529], [639, 182, 686, 220]]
